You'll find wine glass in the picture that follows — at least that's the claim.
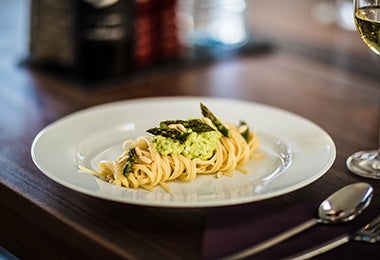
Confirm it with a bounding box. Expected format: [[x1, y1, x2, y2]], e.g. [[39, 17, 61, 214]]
[[346, 0, 380, 178]]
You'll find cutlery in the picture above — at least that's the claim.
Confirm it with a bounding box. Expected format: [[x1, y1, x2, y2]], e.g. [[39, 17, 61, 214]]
[[288, 212, 380, 259], [223, 182, 373, 259]]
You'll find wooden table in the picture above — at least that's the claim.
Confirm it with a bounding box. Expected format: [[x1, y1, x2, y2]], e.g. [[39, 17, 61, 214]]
[[1, 1, 379, 259]]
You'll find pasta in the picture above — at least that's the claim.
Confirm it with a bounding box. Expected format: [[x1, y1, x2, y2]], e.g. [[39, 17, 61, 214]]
[[80, 103, 263, 192]]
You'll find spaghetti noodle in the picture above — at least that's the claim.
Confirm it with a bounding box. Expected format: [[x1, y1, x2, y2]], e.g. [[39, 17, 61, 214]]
[[80, 103, 263, 192]]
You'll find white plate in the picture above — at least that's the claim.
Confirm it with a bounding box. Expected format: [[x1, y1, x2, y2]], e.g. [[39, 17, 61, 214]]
[[31, 97, 336, 207]]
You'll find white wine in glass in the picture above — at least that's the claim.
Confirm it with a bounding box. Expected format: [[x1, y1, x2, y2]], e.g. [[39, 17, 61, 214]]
[[346, 0, 380, 178]]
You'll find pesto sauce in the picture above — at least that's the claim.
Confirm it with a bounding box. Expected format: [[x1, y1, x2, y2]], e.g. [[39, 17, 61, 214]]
[[150, 130, 222, 160]]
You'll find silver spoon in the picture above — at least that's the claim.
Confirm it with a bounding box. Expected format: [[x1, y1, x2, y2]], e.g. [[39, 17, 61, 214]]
[[223, 182, 373, 260]]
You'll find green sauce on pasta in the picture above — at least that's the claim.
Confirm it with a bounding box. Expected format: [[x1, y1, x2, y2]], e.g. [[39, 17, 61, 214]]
[[150, 130, 222, 160]]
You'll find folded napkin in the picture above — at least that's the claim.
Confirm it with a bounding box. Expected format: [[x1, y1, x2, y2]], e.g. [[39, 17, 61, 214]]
[[203, 202, 380, 259]]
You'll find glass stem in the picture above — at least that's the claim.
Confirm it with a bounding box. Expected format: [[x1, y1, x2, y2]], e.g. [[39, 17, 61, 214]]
[[377, 108, 380, 158]]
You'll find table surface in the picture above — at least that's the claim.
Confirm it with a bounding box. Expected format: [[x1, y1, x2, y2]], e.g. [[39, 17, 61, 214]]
[[1, 0, 380, 259]]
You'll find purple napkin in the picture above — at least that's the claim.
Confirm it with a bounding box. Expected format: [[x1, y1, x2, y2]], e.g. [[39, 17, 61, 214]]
[[203, 202, 380, 259]]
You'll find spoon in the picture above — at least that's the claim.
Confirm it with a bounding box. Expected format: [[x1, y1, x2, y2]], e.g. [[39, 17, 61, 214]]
[[224, 182, 373, 260]]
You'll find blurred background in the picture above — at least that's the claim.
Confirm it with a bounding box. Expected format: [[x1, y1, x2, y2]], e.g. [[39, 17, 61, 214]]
[[0, 0, 377, 87]]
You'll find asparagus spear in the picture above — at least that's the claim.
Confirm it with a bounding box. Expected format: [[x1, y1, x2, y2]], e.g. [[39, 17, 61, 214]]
[[239, 121, 250, 143], [200, 103, 231, 137], [147, 127, 190, 142], [122, 148, 137, 176], [160, 119, 215, 132]]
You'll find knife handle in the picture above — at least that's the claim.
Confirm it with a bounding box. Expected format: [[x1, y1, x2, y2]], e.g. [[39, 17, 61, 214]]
[[286, 234, 350, 260], [223, 218, 318, 259]]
